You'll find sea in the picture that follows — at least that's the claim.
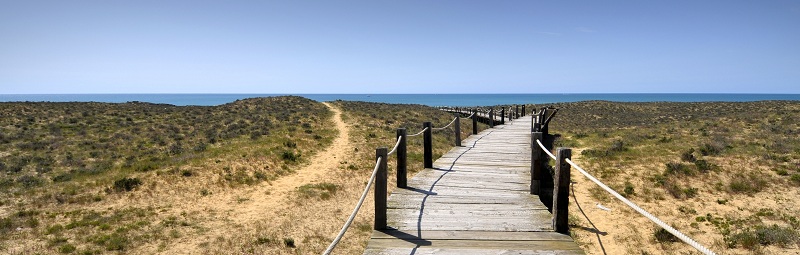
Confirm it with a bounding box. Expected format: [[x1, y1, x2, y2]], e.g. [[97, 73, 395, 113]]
[[1, 94, 799, 107]]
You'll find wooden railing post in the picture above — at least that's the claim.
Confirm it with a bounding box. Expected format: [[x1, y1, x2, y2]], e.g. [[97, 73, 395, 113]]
[[489, 109, 494, 128], [553, 148, 571, 234], [454, 116, 461, 147], [501, 108, 505, 124], [522, 105, 526, 116], [472, 110, 478, 135], [375, 147, 388, 230], [531, 132, 543, 195], [515, 105, 520, 119], [396, 128, 407, 188], [423, 122, 433, 169]]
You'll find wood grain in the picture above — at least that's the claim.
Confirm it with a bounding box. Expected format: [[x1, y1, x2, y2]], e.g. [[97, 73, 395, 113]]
[[365, 115, 584, 254]]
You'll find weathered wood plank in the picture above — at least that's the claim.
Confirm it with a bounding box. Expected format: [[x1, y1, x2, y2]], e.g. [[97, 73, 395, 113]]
[[371, 230, 574, 241], [364, 116, 583, 254], [364, 248, 584, 255], [365, 239, 583, 250]]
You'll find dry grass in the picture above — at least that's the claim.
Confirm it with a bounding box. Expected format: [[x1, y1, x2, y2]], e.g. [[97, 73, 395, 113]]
[[551, 100, 800, 254], [188, 100, 488, 254], [0, 97, 490, 255], [0, 96, 337, 254]]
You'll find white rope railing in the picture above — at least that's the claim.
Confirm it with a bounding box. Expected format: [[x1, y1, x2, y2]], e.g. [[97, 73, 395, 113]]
[[323, 157, 383, 255], [407, 127, 429, 137], [433, 117, 458, 131], [387, 136, 403, 156], [536, 139, 556, 160], [534, 139, 716, 255]]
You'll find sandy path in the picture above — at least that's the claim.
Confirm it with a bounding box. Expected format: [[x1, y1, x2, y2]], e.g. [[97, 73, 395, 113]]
[[226, 102, 351, 223], [161, 102, 351, 254]]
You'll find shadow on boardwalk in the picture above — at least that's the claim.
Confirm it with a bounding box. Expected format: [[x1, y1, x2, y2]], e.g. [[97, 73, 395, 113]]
[[364, 117, 584, 255]]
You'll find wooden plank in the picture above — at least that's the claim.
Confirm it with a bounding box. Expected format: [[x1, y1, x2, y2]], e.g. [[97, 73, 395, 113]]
[[365, 239, 583, 250], [388, 202, 546, 211], [371, 230, 574, 241], [364, 247, 584, 255], [386, 208, 548, 218], [386, 222, 553, 232], [364, 116, 583, 254]]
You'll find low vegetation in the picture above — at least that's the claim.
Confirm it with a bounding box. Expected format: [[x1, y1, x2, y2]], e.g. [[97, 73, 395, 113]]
[[0, 96, 336, 254], [195, 100, 489, 254], [550, 100, 800, 254]]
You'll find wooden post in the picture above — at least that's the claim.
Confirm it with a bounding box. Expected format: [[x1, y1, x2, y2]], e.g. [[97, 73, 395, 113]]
[[472, 110, 478, 135], [537, 108, 547, 134], [423, 122, 433, 169], [396, 128, 407, 188], [531, 132, 543, 195], [515, 105, 520, 119], [454, 117, 461, 146], [501, 108, 505, 124], [489, 109, 494, 128], [375, 147, 388, 230], [522, 105, 526, 116], [553, 148, 571, 234], [542, 109, 550, 135]]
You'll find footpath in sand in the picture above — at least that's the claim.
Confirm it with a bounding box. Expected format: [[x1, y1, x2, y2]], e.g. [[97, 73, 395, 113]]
[[162, 102, 352, 254]]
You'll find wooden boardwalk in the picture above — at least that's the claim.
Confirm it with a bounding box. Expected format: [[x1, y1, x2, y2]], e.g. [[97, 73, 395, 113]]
[[364, 117, 584, 254]]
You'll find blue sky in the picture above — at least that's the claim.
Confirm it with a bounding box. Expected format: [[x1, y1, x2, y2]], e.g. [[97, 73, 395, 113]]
[[1, 1, 798, 94]]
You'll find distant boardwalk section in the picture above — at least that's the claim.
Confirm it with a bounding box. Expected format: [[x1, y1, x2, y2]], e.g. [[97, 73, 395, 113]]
[[364, 116, 584, 254]]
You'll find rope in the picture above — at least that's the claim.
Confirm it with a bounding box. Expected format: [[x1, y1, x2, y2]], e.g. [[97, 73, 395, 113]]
[[466, 112, 476, 118], [536, 139, 557, 160], [433, 117, 458, 131], [387, 136, 403, 156], [564, 158, 716, 255], [407, 127, 429, 137], [533, 139, 716, 255], [323, 157, 383, 255]]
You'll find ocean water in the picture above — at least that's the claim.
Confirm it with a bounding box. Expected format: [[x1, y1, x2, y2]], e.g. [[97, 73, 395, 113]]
[[1, 94, 799, 107]]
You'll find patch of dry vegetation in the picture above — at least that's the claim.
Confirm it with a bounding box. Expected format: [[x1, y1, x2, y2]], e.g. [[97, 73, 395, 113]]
[[0, 96, 336, 254], [549, 100, 800, 254], [294, 100, 488, 254], [192, 100, 488, 255]]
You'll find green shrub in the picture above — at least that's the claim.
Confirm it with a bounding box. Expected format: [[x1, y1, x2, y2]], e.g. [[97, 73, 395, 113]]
[[665, 162, 694, 176], [609, 140, 626, 152], [255, 236, 275, 245], [283, 237, 296, 248], [180, 170, 193, 177], [581, 149, 607, 158], [727, 231, 759, 249], [726, 225, 798, 249], [683, 187, 698, 198], [58, 244, 76, 253], [654, 228, 678, 243], [298, 183, 339, 200], [729, 173, 767, 194], [46, 224, 64, 235], [790, 174, 800, 185], [112, 177, 141, 192], [681, 149, 696, 162], [694, 160, 714, 173], [755, 225, 798, 247], [281, 151, 300, 162], [623, 181, 635, 197], [0, 217, 13, 233], [699, 142, 725, 156], [17, 175, 43, 188]]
